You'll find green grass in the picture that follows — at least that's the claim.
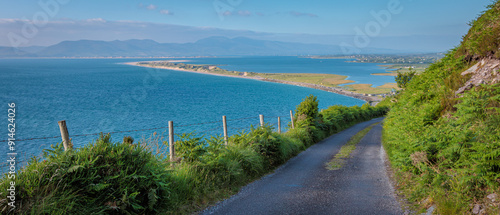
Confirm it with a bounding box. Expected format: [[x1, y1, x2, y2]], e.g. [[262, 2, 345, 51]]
[[457, 1, 500, 59], [0, 96, 388, 214], [380, 64, 429, 74], [247, 73, 354, 87], [344, 83, 399, 94], [382, 1, 500, 213], [326, 123, 378, 170]]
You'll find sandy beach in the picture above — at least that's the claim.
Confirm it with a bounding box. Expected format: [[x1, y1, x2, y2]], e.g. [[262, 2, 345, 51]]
[[124, 61, 383, 103]]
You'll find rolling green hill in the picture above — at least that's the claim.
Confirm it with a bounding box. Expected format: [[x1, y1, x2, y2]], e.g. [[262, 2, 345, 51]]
[[383, 1, 500, 214]]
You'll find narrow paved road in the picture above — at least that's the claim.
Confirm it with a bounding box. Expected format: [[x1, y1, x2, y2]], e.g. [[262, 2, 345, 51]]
[[201, 117, 402, 215]]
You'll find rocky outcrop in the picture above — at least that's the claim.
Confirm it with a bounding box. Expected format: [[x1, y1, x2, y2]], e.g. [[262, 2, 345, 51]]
[[456, 58, 500, 95]]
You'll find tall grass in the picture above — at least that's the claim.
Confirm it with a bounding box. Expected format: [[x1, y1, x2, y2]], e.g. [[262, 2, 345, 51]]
[[0, 96, 387, 214]]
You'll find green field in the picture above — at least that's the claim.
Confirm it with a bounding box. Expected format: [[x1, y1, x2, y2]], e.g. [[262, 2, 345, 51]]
[[246, 73, 354, 87], [377, 64, 430, 75], [345, 83, 399, 94]]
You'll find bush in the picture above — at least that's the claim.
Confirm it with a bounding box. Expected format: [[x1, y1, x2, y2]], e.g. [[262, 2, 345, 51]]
[[395, 68, 417, 89], [294, 94, 319, 127], [0, 133, 173, 214]]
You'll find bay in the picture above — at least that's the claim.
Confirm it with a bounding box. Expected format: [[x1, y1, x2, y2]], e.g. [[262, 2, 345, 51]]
[[0, 57, 384, 166]]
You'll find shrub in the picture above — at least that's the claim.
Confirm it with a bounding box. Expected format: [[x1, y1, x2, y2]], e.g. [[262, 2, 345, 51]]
[[395, 68, 417, 89], [0, 134, 173, 214], [294, 94, 319, 127], [175, 132, 207, 162]]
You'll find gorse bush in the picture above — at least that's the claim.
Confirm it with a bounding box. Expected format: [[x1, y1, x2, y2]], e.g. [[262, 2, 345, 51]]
[[1, 97, 387, 214]]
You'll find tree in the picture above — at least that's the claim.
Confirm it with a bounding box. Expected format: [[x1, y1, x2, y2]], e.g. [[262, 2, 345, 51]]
[[294, 95, 319, 127], [395, 68, 416, 89]]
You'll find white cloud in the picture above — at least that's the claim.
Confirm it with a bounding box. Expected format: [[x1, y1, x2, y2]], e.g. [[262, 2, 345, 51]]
[[160, 10, 174, 15], [85, 18, 106, 23], [290, 11, 318, 18], [238, 10, 252, 16], [221, 10, 253, 17], [0, 19, 23, 23], [146, 4, 157, 10], [0, 18, 460, 52]]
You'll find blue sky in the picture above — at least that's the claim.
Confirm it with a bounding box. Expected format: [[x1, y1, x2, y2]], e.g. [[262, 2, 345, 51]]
[[0, 0, 494, 52]]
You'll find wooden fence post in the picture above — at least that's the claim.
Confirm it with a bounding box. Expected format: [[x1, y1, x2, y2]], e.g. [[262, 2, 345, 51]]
[[278, 117, 281, 134], [290, 110, 295, 129], [168, 121, 175, 162], [58, 120, 72, 151], [260, 115, 264, 127], [223, 116, 228, 145]]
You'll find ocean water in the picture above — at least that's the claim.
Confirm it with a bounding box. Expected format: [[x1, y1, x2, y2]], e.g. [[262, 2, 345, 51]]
[[0, 57, 374, 166]]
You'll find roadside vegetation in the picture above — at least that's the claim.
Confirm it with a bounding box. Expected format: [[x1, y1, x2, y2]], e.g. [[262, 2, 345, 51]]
[[0, 95, 387, 214], [383, 1, 500, 213]]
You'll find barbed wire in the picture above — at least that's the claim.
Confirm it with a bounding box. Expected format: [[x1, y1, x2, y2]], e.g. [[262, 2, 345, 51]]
[[0, 135, 61, 143], [229, 126, 252, 131], [267, 115, 290, 118], [198, 125, 224, 134], [75, 126, 169, 137], [177, 120, 220, 128], [0, 115, 284, 143], [227, 116, 259, 122]]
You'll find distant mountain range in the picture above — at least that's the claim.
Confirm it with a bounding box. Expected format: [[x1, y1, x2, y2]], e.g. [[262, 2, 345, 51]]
[[0, 37, 400, 57]]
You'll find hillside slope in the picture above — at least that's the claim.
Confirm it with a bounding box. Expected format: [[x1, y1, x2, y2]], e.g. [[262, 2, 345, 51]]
[[383, 1, 500, 214]]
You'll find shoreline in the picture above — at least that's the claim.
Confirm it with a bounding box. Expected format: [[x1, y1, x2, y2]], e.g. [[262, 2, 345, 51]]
[[124, 61, 383, 103]]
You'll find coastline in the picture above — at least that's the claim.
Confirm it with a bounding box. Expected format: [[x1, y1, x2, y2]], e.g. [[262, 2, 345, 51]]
[[124, 61, 383, 103]]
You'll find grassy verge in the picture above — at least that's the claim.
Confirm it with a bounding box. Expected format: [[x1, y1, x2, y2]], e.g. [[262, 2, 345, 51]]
[[326, 123, 378, 170], [382, 2, 500, 213], [0, 96, 388, 214]]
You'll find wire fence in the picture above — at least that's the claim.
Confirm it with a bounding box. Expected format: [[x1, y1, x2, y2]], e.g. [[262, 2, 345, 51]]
[[0, 113, 294, 172], [0, 116, 275, 143]]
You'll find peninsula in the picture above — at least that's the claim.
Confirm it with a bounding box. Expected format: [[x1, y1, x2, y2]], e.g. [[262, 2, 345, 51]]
[[125, 61, 398, 103]]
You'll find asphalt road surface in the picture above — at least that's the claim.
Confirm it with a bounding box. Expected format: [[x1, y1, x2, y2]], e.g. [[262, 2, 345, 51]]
[[200, 117, 402, 215]]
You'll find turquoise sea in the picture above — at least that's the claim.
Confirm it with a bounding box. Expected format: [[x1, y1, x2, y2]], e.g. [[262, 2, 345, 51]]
[[0, 57, 392, 166]]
